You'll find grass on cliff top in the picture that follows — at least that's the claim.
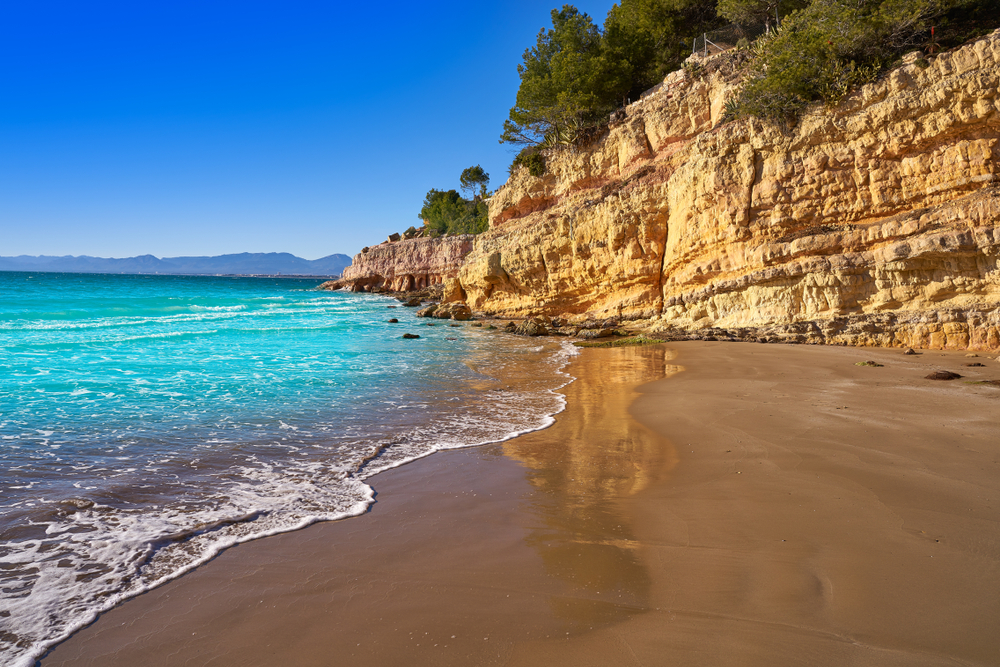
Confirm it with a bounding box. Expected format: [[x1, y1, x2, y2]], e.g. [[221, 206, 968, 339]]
[[573, 335, 662, 348]]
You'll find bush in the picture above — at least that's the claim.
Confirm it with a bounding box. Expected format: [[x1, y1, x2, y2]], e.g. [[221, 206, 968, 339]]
[[725, 0, 1000, 121], [511, 151, 547, 177]]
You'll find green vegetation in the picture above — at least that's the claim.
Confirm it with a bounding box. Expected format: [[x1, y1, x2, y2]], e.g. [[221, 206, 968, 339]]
[[511, 150, 546, 177], [726, 0, 1000, 121], [418, 165, 491, 236], [501, 0, 1000, 155], [459, 165, 490, 199], [501, 2, 723, 149]]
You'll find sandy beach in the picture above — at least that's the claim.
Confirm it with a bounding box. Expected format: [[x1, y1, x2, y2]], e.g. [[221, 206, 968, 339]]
[[42, 341, 1000, 666]]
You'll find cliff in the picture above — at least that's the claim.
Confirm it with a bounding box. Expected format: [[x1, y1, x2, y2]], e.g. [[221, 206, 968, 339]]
[[455, 31, 1000, 350], [326, 235, 474, 292]]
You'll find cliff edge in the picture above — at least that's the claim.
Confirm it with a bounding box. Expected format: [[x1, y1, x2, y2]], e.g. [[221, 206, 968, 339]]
[[322, 235, 474, 293], [454, 31, 1000, 350]]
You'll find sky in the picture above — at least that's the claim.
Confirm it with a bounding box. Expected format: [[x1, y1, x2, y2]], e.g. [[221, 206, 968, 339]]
[[0, 0, 620, 260]]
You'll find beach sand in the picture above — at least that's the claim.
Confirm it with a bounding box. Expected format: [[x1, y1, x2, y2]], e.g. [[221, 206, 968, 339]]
[[42, 342, 1000, 666]]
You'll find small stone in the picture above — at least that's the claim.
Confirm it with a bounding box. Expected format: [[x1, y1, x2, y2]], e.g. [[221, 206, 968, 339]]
[[449, 323, 461, 327], [387, 305, 397, 309], [964, 362, 985, 367], [387, 318, 398, 323], [425, 322, 436, 326], [471, 322, 484, 328], [903, 348, 916, 355], [965, 353, 978, 358], [925, 370, 961, 380], [401, 333, 420, 339], [855, 361, 884, 367]]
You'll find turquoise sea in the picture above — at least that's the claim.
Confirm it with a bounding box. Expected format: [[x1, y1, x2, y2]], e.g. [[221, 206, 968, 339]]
[[0, 271, 574, 667]]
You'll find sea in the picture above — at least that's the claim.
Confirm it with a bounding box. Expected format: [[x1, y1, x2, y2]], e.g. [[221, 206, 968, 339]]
[[0, 271, 575, 667]]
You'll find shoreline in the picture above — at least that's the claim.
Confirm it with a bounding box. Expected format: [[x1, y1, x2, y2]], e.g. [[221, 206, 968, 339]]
[[42, 342, 1000, 666]]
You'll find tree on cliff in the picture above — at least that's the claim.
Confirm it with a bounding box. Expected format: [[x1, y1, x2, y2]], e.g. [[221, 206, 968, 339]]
[[419, 189, 488, 236], [500, 2, 724, 147], [459, 165, 490, 199], [716, 0, 806, 31], [603, 0, 725, 101], [500, 6, 615, 146]]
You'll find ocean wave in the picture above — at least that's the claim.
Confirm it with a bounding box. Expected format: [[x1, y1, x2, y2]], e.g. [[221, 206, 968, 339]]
[[0, 282, 578, 667]]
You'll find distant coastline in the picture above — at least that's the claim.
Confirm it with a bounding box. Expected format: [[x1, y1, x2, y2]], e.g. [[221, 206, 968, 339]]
[[0, 252, 351, 277]]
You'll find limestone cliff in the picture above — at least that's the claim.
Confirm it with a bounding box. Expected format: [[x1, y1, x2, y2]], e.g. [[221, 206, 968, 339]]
[[456, 31, 1000, 350], [324, 235, 474, 293]]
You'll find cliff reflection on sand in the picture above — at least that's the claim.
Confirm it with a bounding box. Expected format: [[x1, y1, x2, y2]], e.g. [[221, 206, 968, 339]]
[[503, 345, 680, 627]]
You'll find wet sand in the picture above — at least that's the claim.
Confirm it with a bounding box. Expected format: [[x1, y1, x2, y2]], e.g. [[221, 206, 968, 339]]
[[42, 342, 1000, 666]]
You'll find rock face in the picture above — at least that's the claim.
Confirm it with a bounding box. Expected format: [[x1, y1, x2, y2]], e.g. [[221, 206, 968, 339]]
[[456, 31, 1000, 350], [325, 235, 475, 293]]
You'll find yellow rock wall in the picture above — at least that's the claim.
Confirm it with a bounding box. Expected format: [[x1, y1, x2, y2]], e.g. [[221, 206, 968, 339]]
[[458, 30, 1000, 349]]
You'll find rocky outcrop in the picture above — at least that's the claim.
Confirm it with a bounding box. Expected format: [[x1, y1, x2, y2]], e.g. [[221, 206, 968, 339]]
[[456, 31, 1000, 350], [322, 235, 475, 293]]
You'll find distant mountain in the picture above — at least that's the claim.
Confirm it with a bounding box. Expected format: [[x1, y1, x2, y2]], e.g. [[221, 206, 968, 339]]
[[0, 252, 352, 277]]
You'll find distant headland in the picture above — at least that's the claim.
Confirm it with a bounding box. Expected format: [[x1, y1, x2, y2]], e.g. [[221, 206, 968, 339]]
[[0, 252, 352, 277]]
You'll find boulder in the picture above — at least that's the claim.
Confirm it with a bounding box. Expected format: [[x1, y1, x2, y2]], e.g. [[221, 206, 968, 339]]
[[432, 302, 472, 321], [403, 297, 422, 307], [415, 305, 439, 317], [514, 319, 548, 336], [925, 370, 961, 380], [442, 278, 467, 304], [579, 328, 614, 340], [387, 318, 398, 323], [401, 333, 420, 339]]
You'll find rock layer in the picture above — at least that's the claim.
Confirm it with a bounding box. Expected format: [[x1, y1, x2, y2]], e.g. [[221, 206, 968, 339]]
[[324, 235, 474, 293], [456, 31, 1000, 350]]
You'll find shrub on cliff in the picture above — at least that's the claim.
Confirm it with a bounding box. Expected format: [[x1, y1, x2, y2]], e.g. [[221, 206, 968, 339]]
[[725, 0, 1000, 120], [510, 150, 546, 177]]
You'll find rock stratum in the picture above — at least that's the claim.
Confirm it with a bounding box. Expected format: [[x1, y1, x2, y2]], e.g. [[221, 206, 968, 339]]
[[327, 235, 474, 293], [339, 31, 1000, 350]]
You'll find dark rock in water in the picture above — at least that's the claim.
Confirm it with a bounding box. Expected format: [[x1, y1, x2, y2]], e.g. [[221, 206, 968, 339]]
[[964, 362, 986, 367], [446, 337, 457, 340], [471, 322, 483, 328], [903, 348, 917, 355], [387, 305, 397, 309], [403, 297, 422, 307], [425, 322, 436, 326], [416, 304, 439, 317], [503, 321, 517, 332], [449, 323, 461, 327], [387, 318, 398, 323], [486, 324, 497, 330], [579, 328, 613, 340], [402, 333, 420, 339], [926, 370, 961, 380]]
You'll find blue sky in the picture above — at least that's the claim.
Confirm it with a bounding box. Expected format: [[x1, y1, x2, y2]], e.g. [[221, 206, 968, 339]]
[[0, 0, 618, 259]]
